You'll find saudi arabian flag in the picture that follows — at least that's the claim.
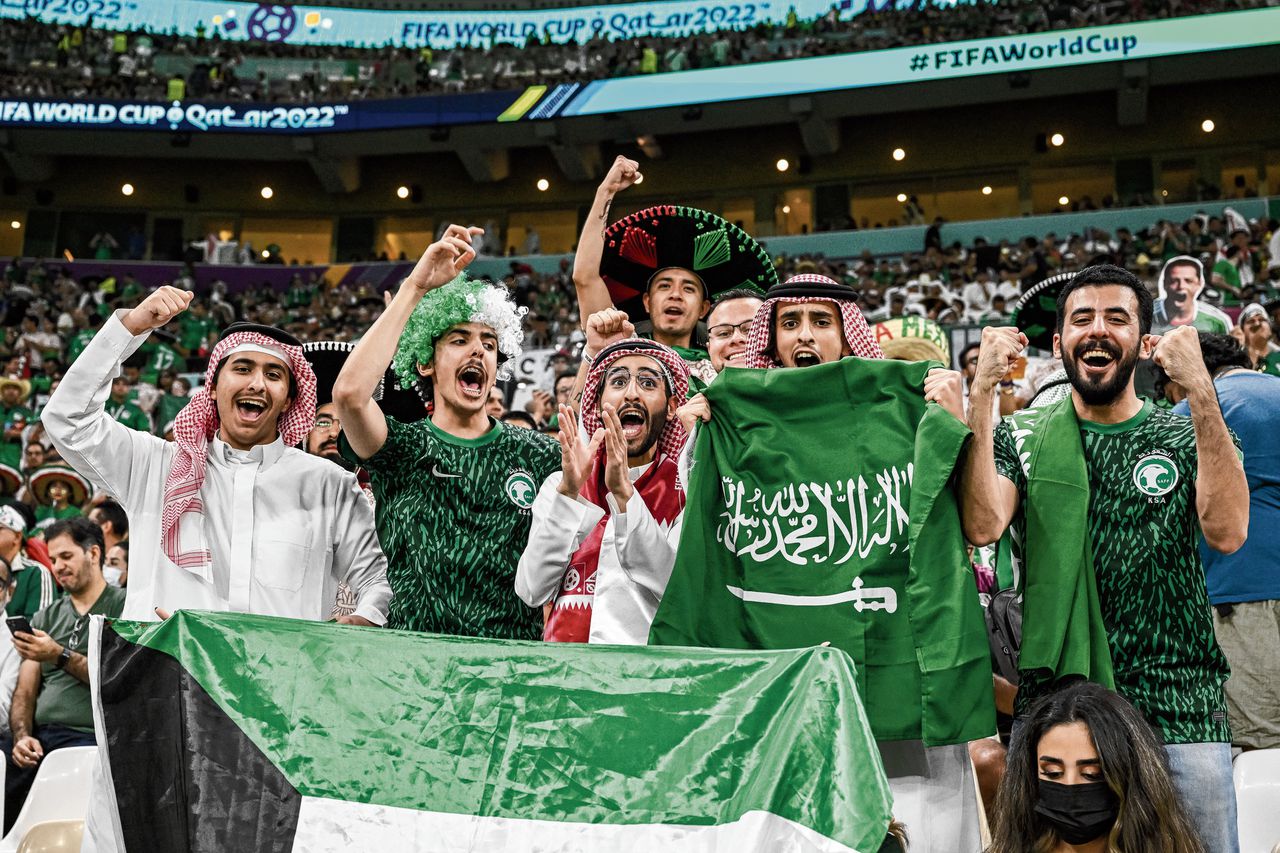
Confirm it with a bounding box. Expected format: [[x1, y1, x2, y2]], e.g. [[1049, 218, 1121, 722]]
[[89, 610, 894, 852], [651, 358, 995, 746]]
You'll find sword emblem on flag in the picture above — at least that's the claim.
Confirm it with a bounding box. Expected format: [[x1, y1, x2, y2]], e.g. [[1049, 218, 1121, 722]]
[[725, 576, 898, 612]]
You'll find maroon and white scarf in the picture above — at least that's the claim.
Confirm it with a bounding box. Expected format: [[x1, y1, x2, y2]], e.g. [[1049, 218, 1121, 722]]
[[545, 338, 688, 643]]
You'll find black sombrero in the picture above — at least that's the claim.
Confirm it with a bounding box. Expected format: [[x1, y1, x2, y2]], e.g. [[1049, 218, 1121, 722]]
[[601, 205, 777, 319], [1011, 271, 1076, 351], [302, 341, 426, 424]]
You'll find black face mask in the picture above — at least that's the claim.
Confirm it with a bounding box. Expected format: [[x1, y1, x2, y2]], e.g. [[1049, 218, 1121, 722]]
[[1034, 779, 1119, 844]]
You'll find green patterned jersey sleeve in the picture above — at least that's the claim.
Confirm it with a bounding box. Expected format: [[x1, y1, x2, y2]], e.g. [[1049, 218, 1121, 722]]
[[341, 416, 436, 478], [992, 419, 1027, 495]]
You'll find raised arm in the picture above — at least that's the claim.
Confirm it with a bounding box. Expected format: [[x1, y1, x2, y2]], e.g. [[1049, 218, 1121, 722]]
[[572, 156, 642, 323], [332, 224, 482, 459], [959, 326, 1027, 546], [1151, 327, 1248, 553], [41, 287, 190, 502], [566, 308, 635, 416]]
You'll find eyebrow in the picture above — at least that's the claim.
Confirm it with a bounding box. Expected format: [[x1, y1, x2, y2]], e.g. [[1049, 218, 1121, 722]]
[[1038, 755, 1102, 766], [1070, 306, 1133, 319]]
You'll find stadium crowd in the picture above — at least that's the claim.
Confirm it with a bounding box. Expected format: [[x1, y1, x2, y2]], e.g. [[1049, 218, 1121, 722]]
[[0, 157, 1277, 851], [0, 0, 1273, 102]]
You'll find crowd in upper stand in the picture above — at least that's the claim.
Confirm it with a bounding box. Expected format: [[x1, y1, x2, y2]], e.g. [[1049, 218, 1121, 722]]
[[0, 0, 1270, 102]]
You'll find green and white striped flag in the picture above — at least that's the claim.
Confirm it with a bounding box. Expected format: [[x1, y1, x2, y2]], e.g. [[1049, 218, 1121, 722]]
[[90, 611, 894, 851]]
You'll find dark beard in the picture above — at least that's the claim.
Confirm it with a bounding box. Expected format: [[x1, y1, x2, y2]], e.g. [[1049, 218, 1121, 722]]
[[1062, 342, 1140, 406], [628, 407, 667, 458]]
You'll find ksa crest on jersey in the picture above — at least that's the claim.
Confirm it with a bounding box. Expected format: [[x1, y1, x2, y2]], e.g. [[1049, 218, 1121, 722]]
[[1133, 453, 1179, 497], [505, 470, 537, 509]]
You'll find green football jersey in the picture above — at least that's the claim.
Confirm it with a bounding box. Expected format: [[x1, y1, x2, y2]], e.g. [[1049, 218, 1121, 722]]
[[994, 400, 1231, 744], [343, 416, 559, 639], [106, 399, 151, 433]]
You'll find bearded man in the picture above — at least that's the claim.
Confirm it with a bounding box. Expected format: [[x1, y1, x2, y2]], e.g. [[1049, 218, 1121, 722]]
[[517, 309, 688, 645]]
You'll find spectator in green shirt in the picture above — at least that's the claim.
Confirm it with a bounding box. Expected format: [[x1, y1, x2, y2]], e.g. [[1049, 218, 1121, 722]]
[[0, 379, 33, 470], [2, 516, 124, 832], [104, 377, 151, 433]]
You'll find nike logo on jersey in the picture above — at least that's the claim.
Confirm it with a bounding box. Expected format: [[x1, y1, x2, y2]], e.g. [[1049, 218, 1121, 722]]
[[432, 464, 462, 479]]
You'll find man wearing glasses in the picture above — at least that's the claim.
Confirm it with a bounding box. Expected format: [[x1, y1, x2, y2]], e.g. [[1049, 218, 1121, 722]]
[[517, 311, 689, 645], [1, 517, 124, 832], [701, 289, 764, 383]]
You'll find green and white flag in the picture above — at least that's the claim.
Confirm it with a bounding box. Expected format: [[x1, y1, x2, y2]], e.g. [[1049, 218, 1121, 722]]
[[651, 358, 995, 746], [89, 610, 894, 852]]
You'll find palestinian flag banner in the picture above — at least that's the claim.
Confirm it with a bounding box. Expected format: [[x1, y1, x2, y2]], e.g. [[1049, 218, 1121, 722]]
[[89, 610, 894, 852], [651, 358, 995, 747]]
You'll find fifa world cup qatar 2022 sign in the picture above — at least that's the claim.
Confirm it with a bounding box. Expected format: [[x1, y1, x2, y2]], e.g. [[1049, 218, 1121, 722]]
[[5, 0, 947, 50]]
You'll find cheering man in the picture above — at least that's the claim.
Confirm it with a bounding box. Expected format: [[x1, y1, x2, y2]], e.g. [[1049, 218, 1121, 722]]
[[960, 264, 1248, 850], [42, 286, 392, 625], [571, 156, 776, 386], [517, 309, 689, 644], [335, 226, 560, 640]]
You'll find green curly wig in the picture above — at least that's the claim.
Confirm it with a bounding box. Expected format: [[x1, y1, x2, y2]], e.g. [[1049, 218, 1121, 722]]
[[392, 273, 527, 392]]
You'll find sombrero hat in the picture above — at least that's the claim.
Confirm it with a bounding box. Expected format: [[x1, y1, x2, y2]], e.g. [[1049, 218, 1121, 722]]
[[871, 316, 951, 364], [29, 465, 92, 507], [0, 377, 31, 402], [0, 464, 20, 497], [302, 341, 426, 424], [600, 205, 777, 319], [1011, 271, 1076, 351]]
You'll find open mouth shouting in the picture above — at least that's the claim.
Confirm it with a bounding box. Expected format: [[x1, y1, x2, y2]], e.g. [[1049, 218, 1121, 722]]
[[791, 347, 823, 367], [234, 397, 269, 424], [617, 406, 649, 441], [457, 362, 487, 400], [1075, 343, 1118, 376]]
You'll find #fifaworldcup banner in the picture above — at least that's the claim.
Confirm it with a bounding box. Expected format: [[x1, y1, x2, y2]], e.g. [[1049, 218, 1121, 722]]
[[89, 610, 895, 852], [0, 0, 961, 50], [555, 7, 1280, 116]]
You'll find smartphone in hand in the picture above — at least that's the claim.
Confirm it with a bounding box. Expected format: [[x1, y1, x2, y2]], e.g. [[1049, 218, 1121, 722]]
[[6, 615, 33, 636]]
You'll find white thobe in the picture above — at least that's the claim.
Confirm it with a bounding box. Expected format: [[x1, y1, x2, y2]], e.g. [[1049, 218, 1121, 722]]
[[41, 312, 392, 625], [515, 466, 681, 645]]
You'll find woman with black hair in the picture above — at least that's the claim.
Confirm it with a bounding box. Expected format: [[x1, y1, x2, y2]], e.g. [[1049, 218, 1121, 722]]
[[988, 681, 1203, 853]]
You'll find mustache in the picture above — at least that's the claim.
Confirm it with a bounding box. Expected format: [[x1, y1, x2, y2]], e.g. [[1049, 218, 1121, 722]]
[[1073, 340, 1121, 359]]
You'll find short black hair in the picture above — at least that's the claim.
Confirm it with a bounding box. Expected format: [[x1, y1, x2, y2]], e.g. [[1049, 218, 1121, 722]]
[[1197, 332, 1253, 373], [501, 411, 539, 429], [93, 499, 129, 539], [1056, 264, 1153, 336], [959, 342, 981, 366], [45, 516, 106, 568], [554, 369, 577, 386], [711, 287, 766, 306]]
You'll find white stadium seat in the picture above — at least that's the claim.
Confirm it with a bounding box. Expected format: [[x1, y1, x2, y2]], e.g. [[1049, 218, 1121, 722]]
[[15, 820, 83, 853], [1235, 748, 1280, 853], [0, 747, 97, 853]]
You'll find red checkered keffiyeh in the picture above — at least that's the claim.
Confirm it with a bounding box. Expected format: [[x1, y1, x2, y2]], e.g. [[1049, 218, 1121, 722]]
[[163, 332, 317, 577], [547, 338, 690, 643], [744, 274, 884, 368], [580, 338, 691, 461]]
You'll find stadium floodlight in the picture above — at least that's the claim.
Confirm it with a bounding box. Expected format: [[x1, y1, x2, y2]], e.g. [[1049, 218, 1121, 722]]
[[892, 148, 906, 161], [1058, 195, 1070, 205], [896, 193, 907, 203], [1201, 119, 1215, 133], [397, 186, 410, 199], [776, 159, 790, 172], [261, 186, 274, 199], [782, 205, 791, 214], [1050, 133, 1065, 147], [537, 178, 550, 191], [121, 183, 135, 196], [982, 186, 993, 195], [9, 221, 19, 230]]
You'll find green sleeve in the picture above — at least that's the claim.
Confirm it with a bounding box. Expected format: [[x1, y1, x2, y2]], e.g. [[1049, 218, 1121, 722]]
[[340, 416, 430, 478], [992, 419, 1027, 496], [12, 566, 57, 622]]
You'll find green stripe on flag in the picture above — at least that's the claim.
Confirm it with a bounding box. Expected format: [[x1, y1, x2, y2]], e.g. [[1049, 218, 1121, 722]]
[[496, 85, 547, 122], [112, 611, 893, 852]]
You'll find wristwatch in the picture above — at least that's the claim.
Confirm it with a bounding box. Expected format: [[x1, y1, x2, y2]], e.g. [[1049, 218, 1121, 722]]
[[54, 647, 72, 670]]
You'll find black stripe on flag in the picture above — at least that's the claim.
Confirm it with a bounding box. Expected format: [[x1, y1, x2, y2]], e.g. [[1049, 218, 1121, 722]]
[[99, 624, 301, 851]]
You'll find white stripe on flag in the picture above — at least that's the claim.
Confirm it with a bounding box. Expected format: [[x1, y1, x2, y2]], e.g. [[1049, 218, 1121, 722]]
[[292, 797, 872, 853]]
